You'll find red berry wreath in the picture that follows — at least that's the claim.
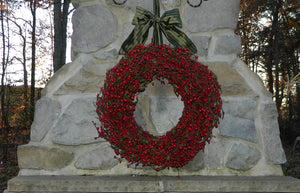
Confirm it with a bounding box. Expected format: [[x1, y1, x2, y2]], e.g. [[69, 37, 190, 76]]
[[96, 44, 223, 170]]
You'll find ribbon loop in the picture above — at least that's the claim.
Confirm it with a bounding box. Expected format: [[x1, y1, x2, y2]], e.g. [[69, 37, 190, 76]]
[[132, 7, 154, 25], [161, 8, 182, 27], [119, 6, 197, 54]]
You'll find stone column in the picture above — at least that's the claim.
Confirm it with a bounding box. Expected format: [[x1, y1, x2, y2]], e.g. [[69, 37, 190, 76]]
[[16, 0, 286, 177]]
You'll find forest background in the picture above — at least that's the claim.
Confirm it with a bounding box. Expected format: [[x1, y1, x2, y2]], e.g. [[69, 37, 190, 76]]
[[0, 0, 299, 192]]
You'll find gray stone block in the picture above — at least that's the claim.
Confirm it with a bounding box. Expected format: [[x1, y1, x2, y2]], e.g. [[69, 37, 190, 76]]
[[134, 102, 148, 131], [219, 114, 257, 142], [134, 92, 184, 136], [144, 79, 177, 96], [55, 62, 111, 95], [258, 101, 286, 164], [7, 175, 300, 192], [204, 137, 228, 169], [18, 145, 73, 170], [214, 34, 241, 55], [183, 151, 204, 171], [106, 0, 153, 11], [222, 98, 256, 120], [71, 4, 117, 55], [149, 95, 184, 136], [30, 97, 61, 141], [52, 97, 103, 145], [226, 143, 261, 171], [204, 62, 255, 96], [133, 95, 160, 135], [191, 35, 211, 56], [94, 48, 118, 60], [75, 143, 118, 169], [161, 0, 181, 10], [218, 98, 257, 142], [183, 0, 240, 32]]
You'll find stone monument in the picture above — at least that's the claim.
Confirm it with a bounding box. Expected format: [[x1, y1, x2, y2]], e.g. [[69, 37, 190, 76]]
[[6, 0, 300, 192]]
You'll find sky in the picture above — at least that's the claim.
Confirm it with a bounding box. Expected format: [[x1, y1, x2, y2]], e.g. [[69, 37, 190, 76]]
[[3, 4, 73, 87]]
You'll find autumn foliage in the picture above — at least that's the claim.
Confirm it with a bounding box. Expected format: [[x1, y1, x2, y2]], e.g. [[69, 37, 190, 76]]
[[237, 0, 300, 143]]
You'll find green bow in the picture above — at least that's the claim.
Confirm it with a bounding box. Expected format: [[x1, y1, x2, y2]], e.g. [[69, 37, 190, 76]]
[[119, 6, 197, 54]]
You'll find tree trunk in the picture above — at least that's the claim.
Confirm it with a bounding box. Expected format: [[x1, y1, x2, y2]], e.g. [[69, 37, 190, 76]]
[[53, 0, 70, 72], [267, 0, 282, 98], [295, 51, 300, 120], [8, 17, 29, 122], [0, 0, 10, 166], [22, 30, 29, 122], [1, 0, 7, 164], [272, 0, 282, 111], [266, 61, 274, 95], [53, 0, 62, 72], [30, 0, 37, 121]]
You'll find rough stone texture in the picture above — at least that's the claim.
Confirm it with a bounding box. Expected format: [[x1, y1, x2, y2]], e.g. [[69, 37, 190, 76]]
[[204, 137, 228, 169], [134, 101, 148, 131], [218, 98, 258, 142], [18, 145, 73, 170], [134, 82, 183, 136], [30, 97, 61, 141], [55, 62, 112, 95], [106, 0, 153, 11], [258, 101, 286, 164], [183, 0, 240, 32], [149, 95, 184, 136], [214, 34, 241, 55], [164, 176, 300, 193], [191, 35, 211, 56], [94, 48, 118, 60], [219, 115, 257, 142], [161, 0, 181, 10], [222, 98, 256, 120], [144, 79, 176, 96], [7, 176, 300, 193], [183, 151, 204, 171], [226, 143, 261, 171], [75, 143, 118, 169], [41, 54, 89, 96], [204, 62, 254, 96], [232, 59, 273, 98], [71, 4, 117, 55], [133, 95, 159, 135], [134, 94, 184, 136], [52, 97, 103, 145]]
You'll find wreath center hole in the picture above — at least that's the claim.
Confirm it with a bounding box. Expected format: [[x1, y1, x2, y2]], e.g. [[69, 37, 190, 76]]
[[133, 79, 184, 136]]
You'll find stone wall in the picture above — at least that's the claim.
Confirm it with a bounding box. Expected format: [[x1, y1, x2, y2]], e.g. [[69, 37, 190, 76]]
[[18, 0, 286, 177]]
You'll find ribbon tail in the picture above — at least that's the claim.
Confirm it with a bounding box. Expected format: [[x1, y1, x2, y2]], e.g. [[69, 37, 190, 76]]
[[153, 22, 163, 46], [119, 24, 151, 54], [161, 26, 197, 54]]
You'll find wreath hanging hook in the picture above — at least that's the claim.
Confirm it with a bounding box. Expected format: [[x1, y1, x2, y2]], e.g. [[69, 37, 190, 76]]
[[112, 0, 208, 8], [112, 0, 127, 5], [187, 0, 208, 8]]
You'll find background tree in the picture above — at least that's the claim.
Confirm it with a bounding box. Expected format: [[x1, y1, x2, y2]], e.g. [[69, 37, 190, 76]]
[[53, 0, 71, 72], [1, 0, 10, 166], [237, 0, 300, 144], [0, 1, 53, 190], [9, 16, 30, 129], [29, 0, 37, 121]]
